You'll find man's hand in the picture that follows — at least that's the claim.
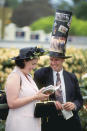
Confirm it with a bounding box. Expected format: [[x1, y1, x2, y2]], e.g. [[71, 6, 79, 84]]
[[63, 102, 76, 111]]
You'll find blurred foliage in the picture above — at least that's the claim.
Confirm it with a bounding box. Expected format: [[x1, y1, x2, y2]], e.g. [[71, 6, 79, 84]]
[[0, 0, 19, 24], [1, 0, 87, 29], [0, 47, 87, 130], [0, 8, 12, 25], [64, 46, 87, 84], [0, 120, 5, 131], [30, 16, 54, 33], [31, 15, 87, 36], [6, 0, 19, 9], [56, 0, 87, 21], [0, 48, 19, 89], [74, 1, 87, 21], [79, 102, 87, 131], [0, 47, 87, 131], [56, 0, 73, 11], [0, 47, 87, 88], [72, 0, 82, 5]]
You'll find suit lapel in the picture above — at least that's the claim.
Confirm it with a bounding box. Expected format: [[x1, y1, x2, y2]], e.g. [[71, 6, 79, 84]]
[[46, 67, 54, 85]]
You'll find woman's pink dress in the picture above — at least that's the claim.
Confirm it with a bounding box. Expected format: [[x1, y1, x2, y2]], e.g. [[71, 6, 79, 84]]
[[5, 67, 41, 131]]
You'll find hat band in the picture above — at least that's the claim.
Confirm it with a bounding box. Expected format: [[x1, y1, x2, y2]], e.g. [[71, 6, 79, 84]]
[[49, 51, 65, 57], [49, 51, 71, 59]]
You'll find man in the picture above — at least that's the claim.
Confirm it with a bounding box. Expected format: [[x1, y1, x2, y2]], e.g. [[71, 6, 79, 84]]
[[34, 9, 83, 131], [34, 54, 83, 131]]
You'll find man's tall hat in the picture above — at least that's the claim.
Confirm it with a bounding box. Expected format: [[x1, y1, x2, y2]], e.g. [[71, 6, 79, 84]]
[[50, 9, 72, 59]]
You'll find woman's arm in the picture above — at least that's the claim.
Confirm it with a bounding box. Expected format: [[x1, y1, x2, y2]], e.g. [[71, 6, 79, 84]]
[[6, 73, 49, 109]]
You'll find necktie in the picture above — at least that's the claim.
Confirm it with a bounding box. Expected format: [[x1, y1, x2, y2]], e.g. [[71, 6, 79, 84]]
[[55, 72, 63, 103]]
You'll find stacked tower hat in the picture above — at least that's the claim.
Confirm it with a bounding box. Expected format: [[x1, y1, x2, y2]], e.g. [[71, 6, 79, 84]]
[[50, 9, 72, 59]]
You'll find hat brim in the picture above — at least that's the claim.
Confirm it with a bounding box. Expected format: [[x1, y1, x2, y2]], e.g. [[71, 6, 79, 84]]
[[11, 56, 30, 60], [11, 56, 19, 60], [11, 56, 25, 60], [49, 51, 71, 59], [11, 56, 39, 60]]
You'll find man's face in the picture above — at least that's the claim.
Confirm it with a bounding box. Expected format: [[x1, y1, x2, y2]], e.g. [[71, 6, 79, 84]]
[[50, 57, 64, 72]]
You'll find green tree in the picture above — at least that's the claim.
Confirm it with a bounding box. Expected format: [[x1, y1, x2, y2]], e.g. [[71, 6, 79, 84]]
[[5, 0, 19, 8], [30, 15, 87, 36], [74, 1, 87, 20], [30, 16, 54, 33], [11, 0, 54, 27], [57, 0, 73, 11], [72, 0, 87, 5]]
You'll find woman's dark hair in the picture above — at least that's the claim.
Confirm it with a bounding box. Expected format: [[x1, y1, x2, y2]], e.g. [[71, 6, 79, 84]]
[[15, 56, 31, 69]]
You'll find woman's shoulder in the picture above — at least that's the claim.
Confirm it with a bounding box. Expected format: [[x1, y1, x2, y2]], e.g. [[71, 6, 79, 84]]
[[6, 72, 21, 85]]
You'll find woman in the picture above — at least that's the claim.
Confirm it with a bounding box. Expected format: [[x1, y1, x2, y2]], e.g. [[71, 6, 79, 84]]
[[5, 47, 49, 131]]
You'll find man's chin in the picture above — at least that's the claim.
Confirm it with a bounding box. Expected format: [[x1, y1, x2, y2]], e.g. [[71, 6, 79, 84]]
[[51, 67, 58, 71]]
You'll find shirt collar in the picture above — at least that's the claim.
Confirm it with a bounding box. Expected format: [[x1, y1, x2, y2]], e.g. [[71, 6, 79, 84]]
[[53, 68, 63, 77]]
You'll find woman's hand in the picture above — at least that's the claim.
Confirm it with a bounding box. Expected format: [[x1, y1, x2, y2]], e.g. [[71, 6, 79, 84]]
[[35, 88, 49, 101]]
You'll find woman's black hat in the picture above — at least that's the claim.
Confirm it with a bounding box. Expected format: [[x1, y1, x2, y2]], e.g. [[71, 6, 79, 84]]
[[11, 47, 47, 60]]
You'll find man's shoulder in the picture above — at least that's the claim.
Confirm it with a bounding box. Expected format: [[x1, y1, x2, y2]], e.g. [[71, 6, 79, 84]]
[[63, 70, 76, 79], [35, 66, 51, 75]]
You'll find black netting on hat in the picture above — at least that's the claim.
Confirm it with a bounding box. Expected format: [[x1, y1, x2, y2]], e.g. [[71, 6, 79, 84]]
[[11, 47, 48, 60], [34, 47, 46, 56]]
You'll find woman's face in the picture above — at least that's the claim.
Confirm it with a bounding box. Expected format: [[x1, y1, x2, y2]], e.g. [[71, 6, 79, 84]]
[[24, 59, 38, 72]]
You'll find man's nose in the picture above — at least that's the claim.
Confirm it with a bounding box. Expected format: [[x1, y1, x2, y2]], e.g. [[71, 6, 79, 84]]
[[51, 60, 56, 64]]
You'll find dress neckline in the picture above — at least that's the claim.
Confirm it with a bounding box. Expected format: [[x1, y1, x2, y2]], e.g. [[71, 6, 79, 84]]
[[16, 66, 31, 82], [14, 66, 38, 92]]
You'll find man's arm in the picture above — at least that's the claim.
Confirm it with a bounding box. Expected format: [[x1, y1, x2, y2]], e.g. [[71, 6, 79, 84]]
[[72, 74, 83, 111]]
